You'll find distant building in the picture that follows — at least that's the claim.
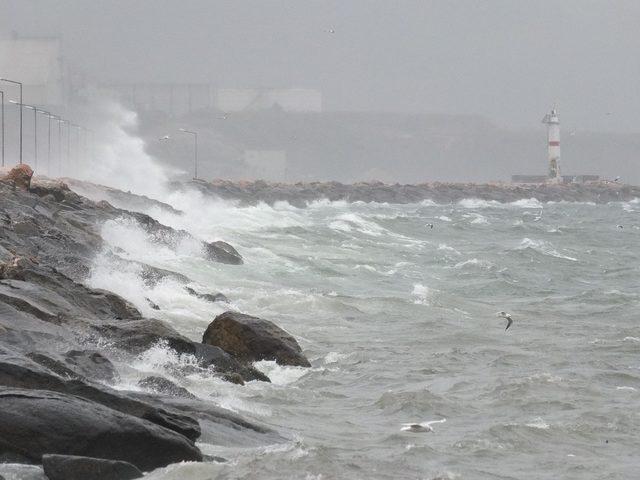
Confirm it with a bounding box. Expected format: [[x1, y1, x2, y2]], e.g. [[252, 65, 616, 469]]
[[98, 83, 322, 116], [244, 150, 287, 181], [215, 88, 322, 113], [0, 34, 64, 106]]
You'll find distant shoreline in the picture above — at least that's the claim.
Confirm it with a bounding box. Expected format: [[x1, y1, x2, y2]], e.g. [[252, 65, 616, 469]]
[[181, 179, 640, 206]]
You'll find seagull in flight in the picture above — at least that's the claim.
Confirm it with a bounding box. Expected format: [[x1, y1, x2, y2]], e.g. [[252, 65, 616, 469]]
[[401, 418, 446, 433], [498, 311, 513, 330]]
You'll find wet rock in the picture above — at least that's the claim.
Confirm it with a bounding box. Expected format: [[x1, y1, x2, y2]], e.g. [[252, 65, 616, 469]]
[[202, 311, 311, 367], [0, 164, 33, 191], [42, 454, 143, 480], [145, 297, 161, 310], [94, 319, 195, 355], [185, 286, 229, 303], [63, 350, 119, 383], [0, 388, 202, 471], [138, 376, 196, 399], [204, 241, 243, 265], [13, 220, 39, 236], [193, 343, 270, 383]]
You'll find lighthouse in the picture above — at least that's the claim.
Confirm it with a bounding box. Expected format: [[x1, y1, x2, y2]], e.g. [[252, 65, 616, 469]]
[[542, 107, 561, 182]]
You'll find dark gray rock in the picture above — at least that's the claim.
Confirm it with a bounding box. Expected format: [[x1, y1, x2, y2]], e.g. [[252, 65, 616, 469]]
[[93, 319, 195, 355], [139, 376, 196, 399], [202, 311, 311, 367], [0, 388, 202, 471], [204, 241, 243, 265], [63, 350, 119, 383], [145, 297, 161, 310], [193, 343, 270, 383], [185, 286, 229, 303], [42, 454, 142, 480]]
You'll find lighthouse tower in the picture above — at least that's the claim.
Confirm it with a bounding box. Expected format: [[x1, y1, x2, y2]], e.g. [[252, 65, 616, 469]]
[[542, 107, 561, 182]]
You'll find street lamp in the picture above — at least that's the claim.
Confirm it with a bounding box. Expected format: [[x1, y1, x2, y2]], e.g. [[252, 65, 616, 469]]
[[179, 128, 198, 179], [10, 100, 38, 169], [0, 78, 23, 164], [35, 109, 52, 175]]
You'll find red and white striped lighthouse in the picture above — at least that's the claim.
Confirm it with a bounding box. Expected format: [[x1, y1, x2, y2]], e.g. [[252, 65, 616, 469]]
[[542, 107, 561, 182]]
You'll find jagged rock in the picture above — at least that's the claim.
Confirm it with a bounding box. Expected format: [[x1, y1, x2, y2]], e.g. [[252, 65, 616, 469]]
[[42, 454, 143, 480], [185, 286, 229, 303], [0, 388, 202, 471], [202, 311, 311, 367], [138, 376, 196, 399], [204, 241, 243, 265], [145, 297, 161, 310], [0, 164, 33, 191]]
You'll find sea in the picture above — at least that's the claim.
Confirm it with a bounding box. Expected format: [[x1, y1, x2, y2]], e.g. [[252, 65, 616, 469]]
[[80, 188, 640, 480]]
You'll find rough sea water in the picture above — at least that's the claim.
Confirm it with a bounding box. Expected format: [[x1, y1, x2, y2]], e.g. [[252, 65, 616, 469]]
[[86, 191, 639, 480]]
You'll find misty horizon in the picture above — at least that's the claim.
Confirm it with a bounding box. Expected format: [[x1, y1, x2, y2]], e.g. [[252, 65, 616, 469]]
[[1, 0, 639, 134]]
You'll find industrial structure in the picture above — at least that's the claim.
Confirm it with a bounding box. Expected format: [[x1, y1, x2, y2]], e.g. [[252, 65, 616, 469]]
[[98, 83, 322, 116]]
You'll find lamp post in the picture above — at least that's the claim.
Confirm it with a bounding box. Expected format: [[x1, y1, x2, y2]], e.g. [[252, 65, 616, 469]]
[[179, 128, 198, 179], [10, 101, 38, 169], [0, 90, 4, 167], [35, 109, 52, 175], [0, 78, 23, 164]]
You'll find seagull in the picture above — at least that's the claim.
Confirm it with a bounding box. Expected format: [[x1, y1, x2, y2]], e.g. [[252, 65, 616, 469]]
[[617, 225, 624, 229], [498, 311, 513, 330], [324, 28, 336, 34], [426, 223, 434, 229], [401, 418, 446, 433], [159, 135, 170, 141]]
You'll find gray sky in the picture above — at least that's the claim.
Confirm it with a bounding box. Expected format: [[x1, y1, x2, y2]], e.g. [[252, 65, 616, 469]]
[[2, 0, 639, 132]]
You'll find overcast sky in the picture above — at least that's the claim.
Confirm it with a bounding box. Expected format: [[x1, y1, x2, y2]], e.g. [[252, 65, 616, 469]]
[[2, 0, 639, 132]]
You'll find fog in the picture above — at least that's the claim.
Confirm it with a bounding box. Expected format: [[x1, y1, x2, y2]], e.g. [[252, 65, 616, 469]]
[[1, 0, 639, 183]]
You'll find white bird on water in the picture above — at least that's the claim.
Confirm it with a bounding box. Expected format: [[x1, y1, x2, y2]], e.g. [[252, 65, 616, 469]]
[[498, 311, 513, 330], [401, 418, 446, 433]]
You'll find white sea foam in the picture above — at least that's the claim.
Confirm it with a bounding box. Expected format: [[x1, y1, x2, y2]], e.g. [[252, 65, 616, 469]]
[[525, 417, 550, 429], [254, 360, 310, 386], [518, 238, 578, 262], [510, 198, 543, 208], [452, 258, 493, 270], [436, 215, 452, 222], [458, 198, 500, 209]]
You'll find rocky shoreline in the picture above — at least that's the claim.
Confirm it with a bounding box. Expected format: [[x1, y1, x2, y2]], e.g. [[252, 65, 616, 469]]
[[0, 166, 310, 479], [179, 178, 640, 206]]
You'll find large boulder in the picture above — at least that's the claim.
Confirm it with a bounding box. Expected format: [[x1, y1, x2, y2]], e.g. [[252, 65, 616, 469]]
[[42, 454, 142, 480], [0, 388, 202, 471], [0, 164, 33, 191], [202, 311, 311, 367]]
